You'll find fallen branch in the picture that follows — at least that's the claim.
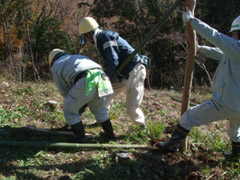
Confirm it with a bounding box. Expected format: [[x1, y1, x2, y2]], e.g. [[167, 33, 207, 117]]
[[0, 141, 149, 150]]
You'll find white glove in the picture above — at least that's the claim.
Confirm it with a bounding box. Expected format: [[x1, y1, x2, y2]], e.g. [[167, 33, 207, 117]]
[[182, 7, 194, 23]]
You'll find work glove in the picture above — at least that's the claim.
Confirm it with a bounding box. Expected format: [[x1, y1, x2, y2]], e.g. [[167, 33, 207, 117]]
[[182, 7, 194, 23]]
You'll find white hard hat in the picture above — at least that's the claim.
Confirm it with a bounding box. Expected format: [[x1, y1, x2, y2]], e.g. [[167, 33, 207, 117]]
[[48, 48, 64, 65], [230, 15, 240, 32], [78, 17, 99, 35]]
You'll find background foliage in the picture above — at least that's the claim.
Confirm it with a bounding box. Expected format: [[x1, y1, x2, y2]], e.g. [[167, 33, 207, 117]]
[[0, 0, 239, 89]]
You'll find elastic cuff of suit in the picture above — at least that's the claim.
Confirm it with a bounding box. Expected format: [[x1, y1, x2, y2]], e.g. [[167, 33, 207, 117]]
[[177, 124, 190, 135], [232, 141, 240, 147]]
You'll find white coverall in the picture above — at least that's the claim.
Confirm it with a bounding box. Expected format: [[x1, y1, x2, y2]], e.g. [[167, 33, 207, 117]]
[[51, 54, 113, 126], [179, 18, 240, 143]]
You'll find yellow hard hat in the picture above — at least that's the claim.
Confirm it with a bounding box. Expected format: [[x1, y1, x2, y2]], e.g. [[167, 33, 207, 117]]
[[230, 15, 240, 32], [48, 48, 64, 65], [79, 17, 99, 35]]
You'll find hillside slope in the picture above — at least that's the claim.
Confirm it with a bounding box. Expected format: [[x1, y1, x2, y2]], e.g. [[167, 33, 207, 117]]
[[0, 80, 239, 180]]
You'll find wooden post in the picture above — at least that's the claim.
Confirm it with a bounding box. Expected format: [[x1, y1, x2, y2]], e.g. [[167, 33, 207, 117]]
[[180, 0, 197, 152]]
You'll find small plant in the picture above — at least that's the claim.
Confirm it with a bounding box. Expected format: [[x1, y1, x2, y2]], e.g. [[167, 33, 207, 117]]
[[0, 107, 27, 125], [14, 86, 34, 96], [159, 109, 167, 116], [202, 165, 212, 178], [189, 127, 207, 143], [190, 127, 228, 153], [206, 134, 228, 152], [109, 100, 126, 120], [147, 120, 166, 139]]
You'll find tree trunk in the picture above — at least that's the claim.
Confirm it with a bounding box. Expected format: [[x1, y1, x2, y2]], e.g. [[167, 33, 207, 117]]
[[23, 3, 40, 81], [0, 0, 14, 75]]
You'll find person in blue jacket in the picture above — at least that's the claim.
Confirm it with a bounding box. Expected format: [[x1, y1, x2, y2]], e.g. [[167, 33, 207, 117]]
[[49, 48, 115, 142], [78, 17, 149, 128], [157, 8, 240, 160]]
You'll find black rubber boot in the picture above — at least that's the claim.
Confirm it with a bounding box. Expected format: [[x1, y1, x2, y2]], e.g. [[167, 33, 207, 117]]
[[71, 121, 86, 143], [157, 124, 190, 152], [101, 119, 115, 139], [224, 141, 240, 160]]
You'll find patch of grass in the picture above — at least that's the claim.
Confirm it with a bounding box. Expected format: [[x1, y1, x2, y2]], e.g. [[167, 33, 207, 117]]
[[122, 124, 149, 144], [0, 176, 17, 180], [147, 120, 166, 139], [109, 100, 126, 120], [14, 86, 34, 96], [189, 127, 207, 143], [82, 108, 96, 122], [206, 134, 228, 152], [0, 106, 28, 125], [189, 127, 228, 153], [202, 165, 212, 178]]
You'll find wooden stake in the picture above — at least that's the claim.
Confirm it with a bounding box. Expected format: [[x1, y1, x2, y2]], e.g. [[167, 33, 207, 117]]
[[180, 0, 197, 152]]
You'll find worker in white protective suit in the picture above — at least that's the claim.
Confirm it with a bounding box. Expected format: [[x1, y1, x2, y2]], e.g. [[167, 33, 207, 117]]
[[49, 48, 115, 142], [157, 9, 240, 160], [78, 17, 150, 129]]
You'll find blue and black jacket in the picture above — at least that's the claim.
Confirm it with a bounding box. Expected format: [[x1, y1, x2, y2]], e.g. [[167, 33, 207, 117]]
[[95, 30, 139, 80]]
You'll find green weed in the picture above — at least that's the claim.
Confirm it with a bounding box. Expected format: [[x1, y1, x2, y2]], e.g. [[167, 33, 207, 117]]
[[147, 120, 166, 139], [206, 134, 228, 152], [0, 176, 17, 180], [0, 107, 28, 125], [189, 127, 228, 153], [202, 165, 212, 178], [14, 86, 34, 96]]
